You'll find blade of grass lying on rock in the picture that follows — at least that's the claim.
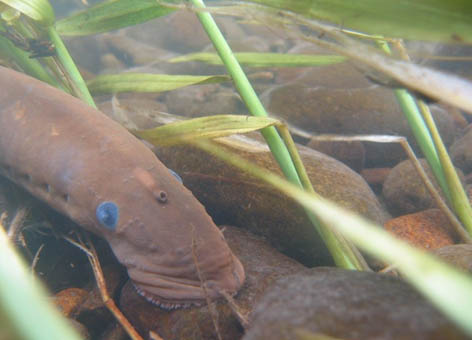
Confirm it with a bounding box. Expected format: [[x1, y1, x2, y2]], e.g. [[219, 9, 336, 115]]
[[194, 139, 472, 336], [55, 0, 176, 36], [244, 0, 472, 44], [0, 225, 83, 340], [0, 0, 54, 26], [86, 73, 230, 95], [134, 114, 279, 146], [169, 52, 346, 67]]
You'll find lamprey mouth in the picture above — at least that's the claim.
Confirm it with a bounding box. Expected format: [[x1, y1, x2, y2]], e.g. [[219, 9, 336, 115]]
[[128, 254, 245, 309]]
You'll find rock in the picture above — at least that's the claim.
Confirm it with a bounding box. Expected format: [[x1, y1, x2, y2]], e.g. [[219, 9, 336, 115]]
[[433, 244, 472, 273], [451, 124, 472, 173], [384, 209, 456, 250], [68, 319, 91, 340], [99, 33, 176, 67], [73, 265, 127, 339], [55, 288, 89, 317], [98, 98, 168, 129], [120, 226, 306, 340], [98, 323, 128, 340], [98, 106, 388, 267], [306, 139, 365, 172], [264, 63, 457, 167], [63, 35, 105, 74], [361, 167, 391, 187], [382, 159, 455, 215], [164, 83, 244, 118], [154, 133, 388, 267], [243, 267, 468, 340]]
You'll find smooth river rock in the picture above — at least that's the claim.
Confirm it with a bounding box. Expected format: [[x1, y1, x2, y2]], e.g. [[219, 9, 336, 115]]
[[243, 267, 468, 340], [264, 62, 457, 167]]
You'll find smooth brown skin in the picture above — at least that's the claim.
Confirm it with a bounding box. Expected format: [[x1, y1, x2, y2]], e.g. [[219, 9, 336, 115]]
[[0, 66, 245, 308]]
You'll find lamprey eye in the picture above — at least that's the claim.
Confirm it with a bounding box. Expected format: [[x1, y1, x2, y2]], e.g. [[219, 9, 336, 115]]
[[96, 201, 119, 230], [168, 168, 183, 184]]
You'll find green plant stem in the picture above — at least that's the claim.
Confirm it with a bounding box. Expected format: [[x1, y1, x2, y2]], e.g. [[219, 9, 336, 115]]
[[376, 40, 451, 201], [190, 0, 367, 270], [393, 88, 450, 199], [47, 26, 96, 108], [191, 0, 298, 183], [417, 100, 472, 235], [278, 124, 370, 270]]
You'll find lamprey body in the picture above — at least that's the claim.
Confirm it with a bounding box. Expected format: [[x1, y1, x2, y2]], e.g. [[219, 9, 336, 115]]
[[0, 66, 245, 308]]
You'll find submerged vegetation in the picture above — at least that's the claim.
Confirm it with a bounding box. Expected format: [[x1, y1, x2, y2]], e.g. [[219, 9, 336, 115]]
[[0, 0, 472, 338]]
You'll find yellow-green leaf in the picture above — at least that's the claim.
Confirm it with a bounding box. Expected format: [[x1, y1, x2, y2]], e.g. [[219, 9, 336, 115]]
[[134, 114, 279, 146], [55, 0, 176, 36], [246, 0, 472, 44], [170, 52, 347, 67], [87, 73, 230, 95], [0, 0, 54, 25]]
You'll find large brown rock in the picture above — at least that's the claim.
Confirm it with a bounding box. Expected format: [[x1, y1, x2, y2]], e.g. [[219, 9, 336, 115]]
[[382, 159, 463, 216], [264, 63, 457, 167], [154, 134, 388, 267], [384, 209, 456, 250], [99, 103, 388, 267], [451, 124, 472, 173], [243, 267, 468, 340]]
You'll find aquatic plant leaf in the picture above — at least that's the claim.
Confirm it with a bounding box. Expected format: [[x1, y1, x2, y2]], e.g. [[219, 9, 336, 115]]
[[246, 0, 472, 43], [191, 140, 472, 336], [55, 0, 176, 36], [87, 73, 230, 95], [0, 0, 54, 25], [170, 52, 346, 67], [134, 115, 279, 146], [0, 227, 83, 340]]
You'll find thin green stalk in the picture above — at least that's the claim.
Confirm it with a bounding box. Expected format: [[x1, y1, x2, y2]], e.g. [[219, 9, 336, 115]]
[[377, 40, 451, 202], [47, 26, 96, 108], [278, 124, 370, 270], [190, 0, 366, 270], [190, 0, 298, 183], [393, 88, 450, 200], [417, 100, 472, 235]]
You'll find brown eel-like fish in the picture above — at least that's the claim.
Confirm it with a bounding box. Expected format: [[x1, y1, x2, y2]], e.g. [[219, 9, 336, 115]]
[[0, 66, 245, 309]]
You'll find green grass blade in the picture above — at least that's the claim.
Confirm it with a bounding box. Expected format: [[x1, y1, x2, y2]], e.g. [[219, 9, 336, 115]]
[[170, 52, 346, 67], [0, 33, 60, 87], [87, 73, 229, 95], [55, 0, 176, 36], [0, 227, 83, 340], [134, 114, 279, 146], [0, 0, 54, 25], [48, 26, 96, 107], [246, 0, 472, 44], [392, 88, 450, 199], [418, 101, 472, 235]]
